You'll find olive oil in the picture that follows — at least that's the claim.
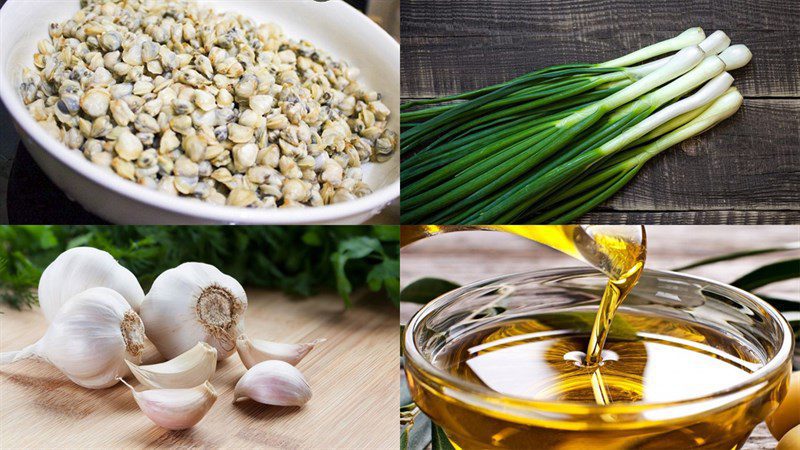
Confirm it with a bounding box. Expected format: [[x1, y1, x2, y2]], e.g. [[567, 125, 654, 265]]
[[415, 311, 769, 450], [402, 226, 785, 449], [440, 314, 759, 404], [401, 225, 646, 368]]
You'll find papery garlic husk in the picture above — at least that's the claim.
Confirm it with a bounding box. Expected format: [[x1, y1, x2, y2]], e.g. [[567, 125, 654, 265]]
[[119, 378, 217, 430], [126, 342, 217, 389], [233, 360, 312, 406], [0, 287, 145, 389], [38, 247, 144, 322], [141, 262, 247, 361], [236, 335, 325, 369]]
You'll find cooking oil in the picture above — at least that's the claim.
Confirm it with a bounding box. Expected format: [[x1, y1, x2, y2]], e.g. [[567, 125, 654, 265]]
[[402, 226, 785, 449], [401, 225, 646, 367], [413, 311, 770, 449]]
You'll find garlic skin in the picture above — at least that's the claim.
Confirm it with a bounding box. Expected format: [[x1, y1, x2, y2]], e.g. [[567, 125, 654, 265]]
[[141, 262, 247, 361], [0, 287, 145, 389], [234, 360, 312, 406], [38, 247, 144, 322], [126, 342, 217, 389], [119, 378, 217, 430], [236, 335, 325, 369]]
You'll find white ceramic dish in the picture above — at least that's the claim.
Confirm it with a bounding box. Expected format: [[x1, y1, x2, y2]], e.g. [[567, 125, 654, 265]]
[[0, 0, 399, 224]]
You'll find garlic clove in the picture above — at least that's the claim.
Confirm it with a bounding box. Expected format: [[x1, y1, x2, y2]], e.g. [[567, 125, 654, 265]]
[[125, 342, 217, 389], [119, 378, 217, 430], [0, 287, 145, 389], [38, 247, 144, 322], [233, 360, 312, 406], [236, 335, 325, 369], [140, 262, 247, 361]]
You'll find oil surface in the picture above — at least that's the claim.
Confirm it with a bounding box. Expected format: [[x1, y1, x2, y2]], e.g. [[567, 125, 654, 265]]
[[437, 313, 759, 404], [403, 226, 781, 449], [412, 312, 770, 450]]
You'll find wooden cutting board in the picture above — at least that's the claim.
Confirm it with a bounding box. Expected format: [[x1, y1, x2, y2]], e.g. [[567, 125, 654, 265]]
[[0, 289, 399, 449]]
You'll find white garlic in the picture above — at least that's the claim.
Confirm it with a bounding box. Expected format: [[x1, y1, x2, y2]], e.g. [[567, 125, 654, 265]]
[[233, 360, 312, 406], [126, 342, 217, 389], [0, 287, 145, 389], [140, 262, 247, 361], [236, 335, 325, 369], [119, 378, 217, 430], [38, 247, 144, 322]]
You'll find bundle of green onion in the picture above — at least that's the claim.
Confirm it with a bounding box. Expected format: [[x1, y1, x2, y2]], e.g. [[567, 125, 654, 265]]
[[401, 28, 751, 224]]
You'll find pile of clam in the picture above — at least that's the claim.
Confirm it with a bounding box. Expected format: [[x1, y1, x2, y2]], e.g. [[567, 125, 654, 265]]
[[20, 0, 397, 208]]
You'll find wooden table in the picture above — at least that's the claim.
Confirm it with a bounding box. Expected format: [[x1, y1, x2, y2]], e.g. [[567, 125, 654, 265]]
[[401, 0, 800, 224], [401, 225, 800, 449], [1, 290, 399, 449]]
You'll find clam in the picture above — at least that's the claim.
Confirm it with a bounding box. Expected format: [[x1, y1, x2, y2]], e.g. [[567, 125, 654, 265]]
[[17, 0, 395, 209]]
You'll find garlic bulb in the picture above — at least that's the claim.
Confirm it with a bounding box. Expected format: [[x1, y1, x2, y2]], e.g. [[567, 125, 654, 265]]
[[140, 262, 247, 360], [236, 335, 325, 369], [38, 247, 144, 322], [126, 342, 217, 389], [119, 378, 217, 430], [234, 360, 312, 406], [0, 287, 145, 389]]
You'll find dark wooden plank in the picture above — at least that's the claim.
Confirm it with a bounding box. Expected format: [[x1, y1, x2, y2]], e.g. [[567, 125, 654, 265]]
[[595, 99, 800, 211], [400, 0, 800, 223], [401, 0, 799, 37], [578, 210, 800, 224], [401, 31, 800, 98]]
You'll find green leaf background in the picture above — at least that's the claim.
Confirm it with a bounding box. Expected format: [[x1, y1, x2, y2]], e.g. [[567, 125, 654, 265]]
[[0, 225, 399, 308]]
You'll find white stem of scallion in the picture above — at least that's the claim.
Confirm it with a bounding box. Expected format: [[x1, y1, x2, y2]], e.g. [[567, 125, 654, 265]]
[[598, 72, 734, 156], [625, 30, 730, 79], [630, 88, 744, 164], [718, 45, 753, 70], [629, 102, 713, 147], [559, 46, 705, 128], [701, 30, 733, 56], [598, 27, 706, 68], [642, 56, 725, 104]]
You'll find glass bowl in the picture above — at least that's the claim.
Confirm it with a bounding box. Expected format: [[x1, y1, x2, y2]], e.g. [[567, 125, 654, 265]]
[[403, 268, 794, 449]]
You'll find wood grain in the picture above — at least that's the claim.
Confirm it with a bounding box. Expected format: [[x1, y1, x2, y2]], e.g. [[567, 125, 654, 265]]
[[400, 0, 800, 223], [401, 0, 799, 38], [400, 225, 800, 449], [401, 32, 800, 98], [579, 210, 800, 224], [1, 291, 399, 449]]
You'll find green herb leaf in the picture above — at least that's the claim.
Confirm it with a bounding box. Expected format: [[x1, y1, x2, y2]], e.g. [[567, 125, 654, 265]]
[[431, 422, 456, 450], [401, 278, 461, 304], [731, 259, 800, 292], [373, 225, 400, 242], [330, 236, 384, 307], [65, 233, 93, 249], [401, 413, 432, 450], [367, 259, 401, 305], [0, 226, 399, 308], [673, 243, 800, 271], [400, 426, 409, 450], [760, 296, 800, 312]]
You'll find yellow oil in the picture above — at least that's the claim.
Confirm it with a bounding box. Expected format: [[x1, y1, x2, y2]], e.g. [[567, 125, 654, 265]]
[[401, 225, 646, 369], [402, 226, 781, 449], [413, 312, 771, 450]]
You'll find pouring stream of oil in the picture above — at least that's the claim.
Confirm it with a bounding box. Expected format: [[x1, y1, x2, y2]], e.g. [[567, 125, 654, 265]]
[[401, 225, 647, 405]]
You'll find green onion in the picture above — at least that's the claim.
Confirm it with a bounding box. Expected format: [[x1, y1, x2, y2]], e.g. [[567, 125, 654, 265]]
[[528, 88, 744, 223], [401, 28, 751, 224]]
